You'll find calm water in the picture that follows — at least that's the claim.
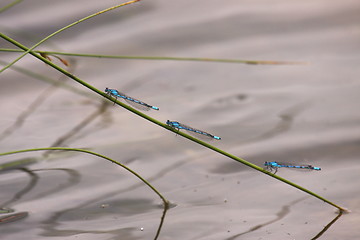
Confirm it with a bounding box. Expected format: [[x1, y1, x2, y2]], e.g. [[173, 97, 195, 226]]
[[1, 0, 360, 239]]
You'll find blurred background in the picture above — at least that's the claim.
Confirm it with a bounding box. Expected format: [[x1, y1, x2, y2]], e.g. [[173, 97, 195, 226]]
[[1, 0, 360, 239]]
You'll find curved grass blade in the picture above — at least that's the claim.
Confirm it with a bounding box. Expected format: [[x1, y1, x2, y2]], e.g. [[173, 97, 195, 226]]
[[0, 147, 169, 239]]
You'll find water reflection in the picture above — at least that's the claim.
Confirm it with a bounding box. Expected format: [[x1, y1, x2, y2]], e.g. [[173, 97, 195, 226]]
[[0, 151, 171, 239], [209, 100, 309, 175], [311, 210, 344, 240], [225, 197, 308, 240], [34, 158, 182, 239], [1, 0, 358, 238], [254, 102, 308, 141], [0, 165, 81, 225], [31, 168, 81, 200], [0, 58, 77, 143], [0, 212, 28, 224], [0, 167, 39, 210], [40, 198, 167, 239], [224, 196, 346, 240], [44, 101, 110, 154]]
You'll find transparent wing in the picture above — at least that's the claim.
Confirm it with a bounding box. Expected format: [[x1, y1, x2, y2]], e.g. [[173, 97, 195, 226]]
[[179, 123, 220, 140], [118, 92, 152, 111]]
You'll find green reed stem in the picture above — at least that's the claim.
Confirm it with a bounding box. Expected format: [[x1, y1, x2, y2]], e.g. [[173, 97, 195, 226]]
[[0, 48, 306, 65], [0, 0, 140, 73], [0, 147, 168, 206], [0, 0, 23, 13], [0, 33, 348, 213]]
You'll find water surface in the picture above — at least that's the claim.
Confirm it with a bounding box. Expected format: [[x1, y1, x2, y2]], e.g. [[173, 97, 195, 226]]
[[1, 0, 360, 239]]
